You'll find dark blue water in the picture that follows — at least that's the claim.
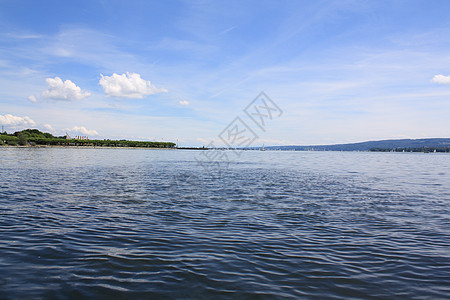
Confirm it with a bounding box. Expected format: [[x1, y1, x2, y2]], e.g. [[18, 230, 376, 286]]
[[0, 148, 449, 299]]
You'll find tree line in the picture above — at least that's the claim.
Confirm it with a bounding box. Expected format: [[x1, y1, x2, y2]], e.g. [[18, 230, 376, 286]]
[[369, 147, 450, 153], [0, 129, 175, 148]]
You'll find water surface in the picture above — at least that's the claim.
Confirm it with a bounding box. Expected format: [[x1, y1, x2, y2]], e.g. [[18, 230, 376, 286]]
[[0, 148, 449, 298]]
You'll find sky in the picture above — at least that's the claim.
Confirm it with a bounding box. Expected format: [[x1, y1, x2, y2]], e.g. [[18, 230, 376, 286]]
[[1, 0, 450, 146]]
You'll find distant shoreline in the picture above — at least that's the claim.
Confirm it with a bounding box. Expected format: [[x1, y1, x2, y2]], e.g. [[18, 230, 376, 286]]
[[0, 145, 177, 150], [0, 145, 214, 150]]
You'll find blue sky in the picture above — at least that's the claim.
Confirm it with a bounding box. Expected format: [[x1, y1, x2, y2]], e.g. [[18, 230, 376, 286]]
[[1, 0, 450, 146]]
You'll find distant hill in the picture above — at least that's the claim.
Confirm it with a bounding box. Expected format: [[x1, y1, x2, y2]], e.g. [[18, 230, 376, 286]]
[[265, 138, 450, 152]]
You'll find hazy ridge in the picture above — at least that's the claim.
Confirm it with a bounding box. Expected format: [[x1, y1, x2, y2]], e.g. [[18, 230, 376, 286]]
[[265, 138, 450, 151]]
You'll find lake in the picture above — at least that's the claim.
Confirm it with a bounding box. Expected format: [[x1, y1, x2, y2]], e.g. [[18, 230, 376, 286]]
[[0, 148, 449, 298]]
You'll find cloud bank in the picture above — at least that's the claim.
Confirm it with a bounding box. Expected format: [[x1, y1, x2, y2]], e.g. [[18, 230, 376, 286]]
[[0, 114, 36, 126], [432, 74, 450, 85], [99, 72, 168, 99], [42, 77, 91, 100], [179, 99, 190, 106]]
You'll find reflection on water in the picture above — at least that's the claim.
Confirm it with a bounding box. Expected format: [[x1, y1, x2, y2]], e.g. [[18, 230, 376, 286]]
[[0, 148, 449, 298]]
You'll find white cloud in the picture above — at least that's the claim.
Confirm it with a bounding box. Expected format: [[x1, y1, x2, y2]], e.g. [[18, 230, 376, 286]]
[[0, 114, 36, 126], [219, 26, 236, 35], [42, 77, 91, 100], [43, 124, 55, 132], [179, 99, 190, 106], [8, 32, 42, 39], [196, 137, 210, 145], [432, 74, 450, 85], [28, 95, 37, 103], [99, 72, 168, 99], [69, 126, 99, 136]]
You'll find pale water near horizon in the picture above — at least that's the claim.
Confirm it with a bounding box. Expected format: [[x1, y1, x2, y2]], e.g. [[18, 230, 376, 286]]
[[0, 148, 449, 298]]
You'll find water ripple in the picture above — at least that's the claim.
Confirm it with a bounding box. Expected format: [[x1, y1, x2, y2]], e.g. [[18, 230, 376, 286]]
[[0, 149, 449, 298]]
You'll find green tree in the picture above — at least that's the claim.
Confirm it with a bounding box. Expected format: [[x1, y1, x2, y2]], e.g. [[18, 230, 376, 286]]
[[17, 133, 28, 146]]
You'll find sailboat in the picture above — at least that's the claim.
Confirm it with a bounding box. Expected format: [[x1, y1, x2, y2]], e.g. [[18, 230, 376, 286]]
[[260, 144, 265, 151]]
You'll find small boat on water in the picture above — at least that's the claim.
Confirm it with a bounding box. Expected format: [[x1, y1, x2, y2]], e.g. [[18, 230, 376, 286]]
[[260, 144, 265, 151]]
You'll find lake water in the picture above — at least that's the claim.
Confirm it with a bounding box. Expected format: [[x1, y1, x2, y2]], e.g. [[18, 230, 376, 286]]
[[0, 148, 449, 298]]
